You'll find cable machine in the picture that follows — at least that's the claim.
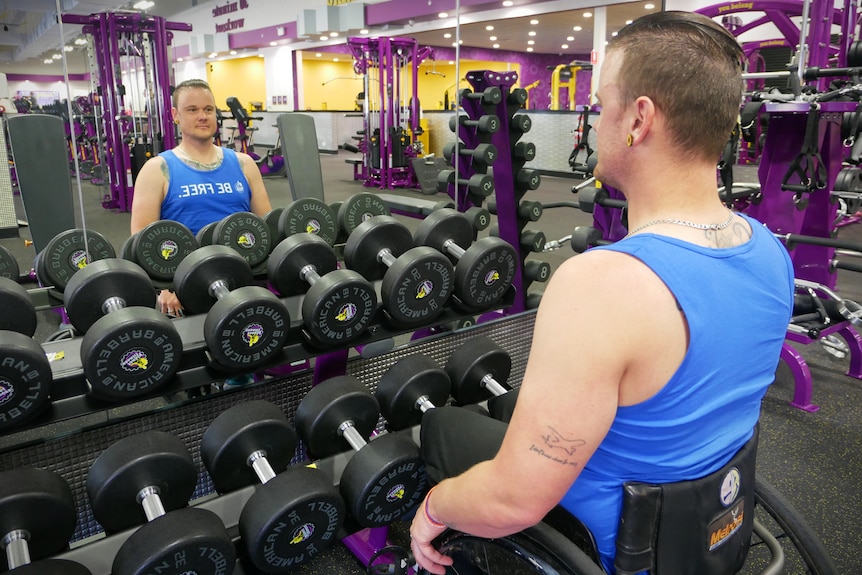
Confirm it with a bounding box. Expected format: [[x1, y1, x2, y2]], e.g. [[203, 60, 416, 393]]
[[346, 36, 433, 190], [62, 12, 192, 212]]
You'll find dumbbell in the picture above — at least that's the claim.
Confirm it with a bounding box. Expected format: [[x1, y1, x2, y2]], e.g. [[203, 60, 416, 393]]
[[490, 224, 546, 254], [211, 211, 272, 269], [516, 168, 541, 191], [278, 197, 339, 246], [571, 226, 612, 253], [448, 113, 500, 134], [459, 86, 503, 105], [125, 220, 198, 281], [488, 199, 543, 222], [436, 170, 495, 196], [414, 208, 517, 309], [344, 215, 454, 328], [268, 234, 377, 345], [294, 375, 427, 527], [86, 431, 236, 575], [443, 142, 498, 165], [577, 186, 627, 214], [446, 335, 519, 420], [201, 401, 345, 573], [196, 221, 218, 246], [263, 207, 284, 244], [376, 354, 452, 431], [174, 245, 290, 369], [510, 114, 532, 133], [337, 192, 391, 236], [513, 141, 536, 163], [0, 243, 20, 280], [63, 258, 183, 400], [37, 228, 115, 291], [0, 468, 90, 574], [509, 88, 528, 107], [0, 277, 52, 432]]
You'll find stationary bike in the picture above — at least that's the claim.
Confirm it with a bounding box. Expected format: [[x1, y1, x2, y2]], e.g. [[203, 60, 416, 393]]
[[225, 96, 285, 177]]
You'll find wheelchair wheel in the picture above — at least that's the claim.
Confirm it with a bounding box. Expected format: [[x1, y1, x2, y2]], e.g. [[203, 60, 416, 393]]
[[746, 476, 838, 575], [435, 521, 607, 575]]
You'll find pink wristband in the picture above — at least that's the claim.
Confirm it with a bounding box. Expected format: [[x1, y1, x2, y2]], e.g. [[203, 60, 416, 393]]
[[423, 486, 447, 529]]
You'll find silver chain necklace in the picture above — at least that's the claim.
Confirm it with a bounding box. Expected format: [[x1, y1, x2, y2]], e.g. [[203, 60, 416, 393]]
[[175, 147, 222, 171], [628, 208, 735, 236]]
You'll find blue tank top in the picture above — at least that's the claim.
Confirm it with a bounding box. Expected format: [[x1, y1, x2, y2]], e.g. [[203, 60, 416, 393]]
[[560, 214, 794, 573], [159, 148, 251, 235]]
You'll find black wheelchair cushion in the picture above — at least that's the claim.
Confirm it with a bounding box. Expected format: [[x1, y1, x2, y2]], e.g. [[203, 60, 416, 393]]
[[614, 427, 759, 575]]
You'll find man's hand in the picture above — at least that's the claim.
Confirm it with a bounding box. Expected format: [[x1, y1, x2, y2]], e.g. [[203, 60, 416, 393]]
[[409, 491, 453, 575], [157, 289, 184, 317]]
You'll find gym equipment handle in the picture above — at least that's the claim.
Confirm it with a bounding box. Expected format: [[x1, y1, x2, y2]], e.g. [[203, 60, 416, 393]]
[[779, 233, 862, 254]]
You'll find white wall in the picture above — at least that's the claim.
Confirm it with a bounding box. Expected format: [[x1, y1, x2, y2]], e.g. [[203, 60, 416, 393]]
[[8, 79, 90, 104]]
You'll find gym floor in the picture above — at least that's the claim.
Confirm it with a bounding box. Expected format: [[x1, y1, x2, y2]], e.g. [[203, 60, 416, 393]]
[[2, 152, 860, 574]]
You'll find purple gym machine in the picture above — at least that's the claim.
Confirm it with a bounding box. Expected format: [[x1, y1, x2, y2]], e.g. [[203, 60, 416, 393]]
[[62, 12, 191, 212], [346, 36, 433, 191]]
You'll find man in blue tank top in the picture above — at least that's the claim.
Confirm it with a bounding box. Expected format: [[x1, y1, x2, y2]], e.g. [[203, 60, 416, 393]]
[[410, 11, 795, 574], [130, 79, 272, 315]]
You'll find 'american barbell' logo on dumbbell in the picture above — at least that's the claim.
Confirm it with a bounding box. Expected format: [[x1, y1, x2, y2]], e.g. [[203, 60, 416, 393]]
[[71, 249, 89, 269], [159, 239, 179, 261], [306, 219, 321, 234], [243, 323, 265, 347], [290, 523, 315, 545], [416, 280, 434, 300], [237, 231, 257, 249], [120, 349, 149, 372], [387, 483, 406, 502], [335, 302, 357, 322], [485, 269, 501, 286], [0, 379, 12, 406]]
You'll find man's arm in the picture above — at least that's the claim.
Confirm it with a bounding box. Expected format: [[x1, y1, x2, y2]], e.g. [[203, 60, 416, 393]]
[[237, 152, 273, 217], [130, 156, 168, 234]]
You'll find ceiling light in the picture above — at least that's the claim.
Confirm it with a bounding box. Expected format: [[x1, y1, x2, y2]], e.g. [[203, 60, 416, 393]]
[[493, 44, 500, 48], [573, 26, 582, 31], [625, 19, 633, 25], [611, 31, 618, 37], [486, 25, 494, 31], [330, 32, 339, 37], [448, 60, 454, 65], [528, 31, 536, 36], [333, 57, 340, 62], [444, 32, 452, 38], [177, 57, 184, 62], [230, 50, 237, 55], [320, 35, 328, 41], [258, 54, 264, 58], [75, 38, 87, 45], [52, 53, 61, 59], [526, 47, 533, 52], [64, 45, 74, 52], [584, 12, 593, 18], [567, 36, 574, 41], [439, 12, 448, 18], [503, 0, 514, 5], [209, 52, 217, 58], [530, 19, 539, 25], [645, 3, 655, 8], [561, 44, 569, 49], [452, 42, 458, 47], [44, 59, 53, 64], [316, 52, 322, 57], [269, 41, 277, 46], [360, 29, 369, 34], [527, 40, 534, 45], [133, 0, 154, 9], [489, 35, 497, 41]]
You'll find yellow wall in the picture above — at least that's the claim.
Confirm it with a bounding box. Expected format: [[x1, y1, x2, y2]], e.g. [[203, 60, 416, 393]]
[[303, 57, 519, 111], [207, 56, 267, 111]]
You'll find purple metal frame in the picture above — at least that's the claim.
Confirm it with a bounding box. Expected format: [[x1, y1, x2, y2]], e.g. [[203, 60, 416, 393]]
[[62, 12, 191, 212]]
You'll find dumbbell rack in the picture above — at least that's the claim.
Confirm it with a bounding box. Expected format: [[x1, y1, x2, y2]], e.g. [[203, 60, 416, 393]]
[[445, 69, 549, 313]]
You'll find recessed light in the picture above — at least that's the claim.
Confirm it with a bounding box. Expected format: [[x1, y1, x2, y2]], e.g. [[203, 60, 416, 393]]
[[43, 59, 53, 64], [573, 26, 582, 31], [561, 44, 569, 49], [360, 29, 369, 34], [75, 38, 87, 45], [491, 43, 498, 49], [490, 36, 497, 41], [625, 20, 633, 25], [527, 40, 534, 45], [645, 3, 655, 9], [208, 52, 217, 58], [530, 19, 539, 25], [503, 0, 513, 5], [526, 47, 533, 52], [258, 54, 264, 58], [486, 25, 494, 31], [52, 53, 61, 59], [177, 57, 184, 62], [330, 32, 338, 37], [444, 32, 452, 38], [611, 31, 618, 37], [333, 57, 339, 62], [584, 12, 593, 18], [452, 42, 458, 47], [64, 45, 74, 52], [567, 36, 574, 41], [528, 30, 536, 36], [269, 41, 277, 46], [448, 60, 455, 65], [230, 50, 237, 55], [439, 12, 448, 18], [320, 35, 328, 41], [316, 52, 322, 57]]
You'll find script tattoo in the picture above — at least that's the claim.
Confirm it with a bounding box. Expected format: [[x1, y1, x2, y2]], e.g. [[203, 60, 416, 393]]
[[528, 426, 585, 467]]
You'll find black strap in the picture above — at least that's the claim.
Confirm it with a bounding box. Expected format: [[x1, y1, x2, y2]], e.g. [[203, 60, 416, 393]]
[[718, 124, 740, 208], [845, 102, 862, 165], [569, 107, 594, 173], [739, 101, 764, 143], [781, 103, 827, 202]]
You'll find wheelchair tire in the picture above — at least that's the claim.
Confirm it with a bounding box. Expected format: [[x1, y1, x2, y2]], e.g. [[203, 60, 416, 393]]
[[754, 476, 838, 575], [436, 521, 607, 575]]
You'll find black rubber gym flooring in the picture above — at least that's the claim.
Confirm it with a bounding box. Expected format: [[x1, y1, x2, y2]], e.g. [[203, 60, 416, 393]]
[[2, 154, 859, 574]]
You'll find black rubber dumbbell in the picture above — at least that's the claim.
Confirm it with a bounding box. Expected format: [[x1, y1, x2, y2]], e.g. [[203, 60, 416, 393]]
[[174, 245, 290, 369], [128, 220, 198, 281], [344, 215, 454, 328], [448, 114, 500, 134], [510, 114, 532, 134], [490, 224, 546, 254], [443, 142, 498, 165], [0, 244, 20, 280], [516, 168, 541, 191], [211, 211, 272, 269], [86, 431, 236, 575], [459, 86, 503, 105], [445, 335, 515, 406], [37, 228, 115, 291], [414, 208, 517, 309], [523, 260, 552, 284], [278, 197, 339, 246], [196, 221, 218, 246], [268, 234, 377, 345], [571, 226, 612, 253], [0, 468, 91, 574], [63, 258, 183, 400], [577, 186, 627, 214], [509, 88, 528, 107], [464, 206, 492, 232], [513, 141, 536, 162], [337, 192, 391, 236], [263, 208, 284, 245], [488, 199, 543, 222], [376, 354, 452, 431], [436, 170, 495, 196], [294, 375, 427, 527], [201, 401, 345, 573], [0, 276, 52, 431]]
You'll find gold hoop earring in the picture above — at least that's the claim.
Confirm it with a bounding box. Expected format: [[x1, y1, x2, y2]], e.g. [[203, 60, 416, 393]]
[[626, 134, 633, 147]]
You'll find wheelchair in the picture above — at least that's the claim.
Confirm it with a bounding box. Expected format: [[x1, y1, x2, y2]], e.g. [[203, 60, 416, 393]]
[[425, 416, 837, 575]]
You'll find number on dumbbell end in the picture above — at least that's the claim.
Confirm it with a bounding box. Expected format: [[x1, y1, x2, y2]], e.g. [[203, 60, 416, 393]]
[[279, 197, 339, 246], [516, 168, 541, 191], [510, 114, 532, 133], [63, 259, 183, 400], [86, 431, 236, 575], [201, 401, 345, 572], [344, 216, 455, 328], [268, 234, 377, 344], [414, 209, 518, 309], [294, 376, 428, 527], [174, 245, 290, 369], [524, 260, 552, 283], [132, 220, 198, 281]]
